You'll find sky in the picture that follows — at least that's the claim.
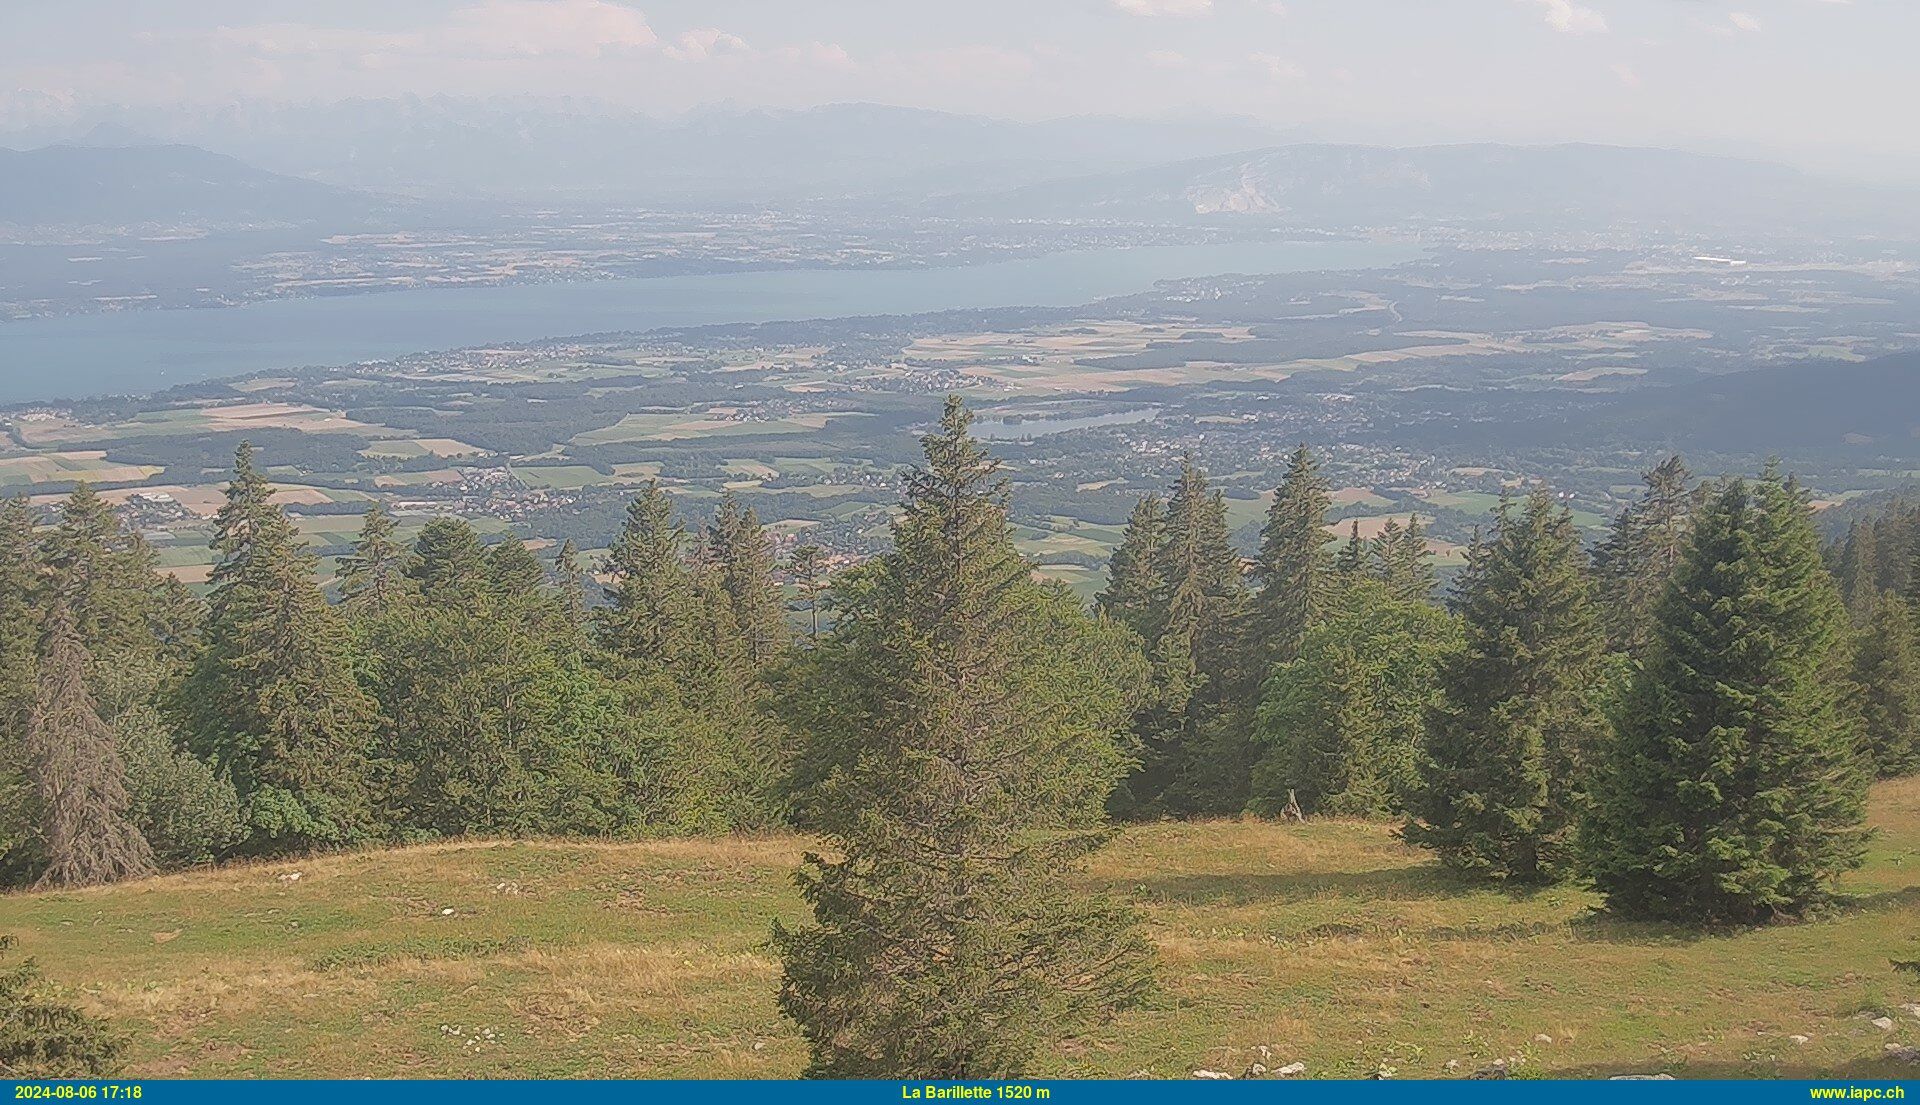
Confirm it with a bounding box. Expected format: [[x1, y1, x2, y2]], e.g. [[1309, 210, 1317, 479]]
[[3, 0, 1916, 179]]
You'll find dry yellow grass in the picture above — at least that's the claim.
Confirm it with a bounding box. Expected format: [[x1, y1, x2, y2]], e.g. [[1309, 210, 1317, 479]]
[[3, 784, 1916, 1079]]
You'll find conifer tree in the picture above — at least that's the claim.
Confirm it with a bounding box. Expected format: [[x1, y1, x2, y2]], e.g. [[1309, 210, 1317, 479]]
[[407, 517, 486, 598], [1096, 494, 1168, 637], [787, 544, 826, 643], [598, 482, 703, 669], [209, 442, 275, 578], [1251, 446, 1333, 670], [1250, 579, 1458, 818], [1908, 527, 1920, 608], [337, 504, 412, 612], [0, 500, 43, 880], [1834, 519, 1880, 621], [707, 491, 787, 667], [27, 604, 154, 888], [775, 397, 1155, 1078], [1334, 520, 1367, 577], [42, 484, 186, 688], [553, 539, 590, 633], [185, 447, 381, 853], [1372, 516, 1435, 604], [1584, 474, 1871, 921], [1853, 595, 1920, 778], [1594, 456, 1697, 653], [1405, 490, 1607, 883], [1118, 459, 1253, 816], [484, 539, 547, 600]]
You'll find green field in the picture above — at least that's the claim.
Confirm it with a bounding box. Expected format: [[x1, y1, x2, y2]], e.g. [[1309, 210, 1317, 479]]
[[510, 465, 623, 491], [4, 779, 1917, 1079]]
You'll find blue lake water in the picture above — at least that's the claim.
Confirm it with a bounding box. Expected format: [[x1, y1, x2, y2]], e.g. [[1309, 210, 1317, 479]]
[[0, 238, 1420, 403]]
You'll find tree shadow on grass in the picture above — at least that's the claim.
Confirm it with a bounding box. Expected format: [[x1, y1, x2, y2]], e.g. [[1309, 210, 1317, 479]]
[[1556, 882, 1920, 948], [1112, 863, 1527, 908]]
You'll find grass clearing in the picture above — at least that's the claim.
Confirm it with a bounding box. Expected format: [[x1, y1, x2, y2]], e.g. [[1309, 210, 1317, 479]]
[[3, 780, 1915, 1079]]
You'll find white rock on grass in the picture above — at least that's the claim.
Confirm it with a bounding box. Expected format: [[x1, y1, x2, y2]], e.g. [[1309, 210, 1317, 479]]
[[1789, 1035, 1812, 1046], [1274, 1062, 1307, 1078], [1871, 1017, 1896, 1031], [1192, 1070, 1233, 1080]]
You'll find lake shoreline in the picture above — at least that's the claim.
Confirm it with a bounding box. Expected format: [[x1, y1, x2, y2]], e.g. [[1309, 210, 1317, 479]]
[[0, 239, 1422, 404]]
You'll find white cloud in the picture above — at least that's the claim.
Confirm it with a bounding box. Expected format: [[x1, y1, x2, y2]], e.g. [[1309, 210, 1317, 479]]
[[1611, 62, 1641, 87], [664, 28, 750, 62], [1519, 0, 1609, 35], [441, 0, 658, 58], [1146, 50, 1190, 68], [1728, 12, 1762, 32], [1111, 0, 1213, 16]]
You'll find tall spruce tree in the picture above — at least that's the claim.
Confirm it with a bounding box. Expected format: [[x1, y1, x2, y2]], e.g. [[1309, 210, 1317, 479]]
[[787, 544, 826, 643], [1584, 474, 1871, 921], [1594, 456, 1697, 653], [598, 482, 703, 669], [0, 500, 44, 882], [1834, 519, 1880, 621], [1853, 595, 1920, 778], [1119, 459, 1253, 817], [1405, 490, 1608, 883], [553, 539, 590, 634], [337, 504, 412, 613], [185, 446, 381, 853], [1097, 494, 1168, 638], [1334, 520, 1367, 577], [1373, 516, 1436, 604], [707, 491, 787, 668], [774, 397, 1155, 1078], [42, 485, 190, 695], [1251, 446, 1333, 671], [27, 604, 154, 888]]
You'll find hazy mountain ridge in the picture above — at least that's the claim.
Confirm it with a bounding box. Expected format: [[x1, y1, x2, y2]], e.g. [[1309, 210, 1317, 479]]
[[960, 142, 1913, 237], [5, 99, 1301, 204], [0, 143, 406, 229]]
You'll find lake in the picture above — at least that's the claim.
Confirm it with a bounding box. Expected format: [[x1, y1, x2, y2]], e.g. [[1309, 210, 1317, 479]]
[[0, 238, 1420, 403]]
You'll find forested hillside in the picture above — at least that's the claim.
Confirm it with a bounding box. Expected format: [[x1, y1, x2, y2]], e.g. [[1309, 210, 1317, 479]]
[[3, 399, 1918, 1078]]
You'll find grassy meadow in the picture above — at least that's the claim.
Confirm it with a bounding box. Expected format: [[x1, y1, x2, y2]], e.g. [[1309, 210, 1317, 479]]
[[4, 778, 1917, 1080]]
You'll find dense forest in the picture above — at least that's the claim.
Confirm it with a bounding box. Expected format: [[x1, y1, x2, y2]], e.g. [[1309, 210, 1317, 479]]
[[3, 398, 1918, 1077]]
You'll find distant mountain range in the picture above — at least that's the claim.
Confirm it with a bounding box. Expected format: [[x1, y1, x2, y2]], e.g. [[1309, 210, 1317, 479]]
[[2, 109, 1911, 242], [0, 143, 405, 229], [4, 100, 1301, 205], [958, 142, 1913, 237]]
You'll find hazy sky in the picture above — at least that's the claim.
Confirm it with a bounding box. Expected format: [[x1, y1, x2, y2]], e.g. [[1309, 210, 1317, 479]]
[[4, 0, 1916, 178]]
